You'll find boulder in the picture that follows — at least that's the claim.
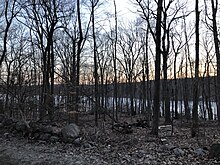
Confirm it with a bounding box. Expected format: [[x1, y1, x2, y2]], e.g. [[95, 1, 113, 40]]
[[61, 123, 80, 142], [209, 143, 220, 159]]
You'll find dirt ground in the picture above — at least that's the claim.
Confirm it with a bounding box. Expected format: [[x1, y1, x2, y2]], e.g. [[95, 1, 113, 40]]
[[0, 114, 220, 165]]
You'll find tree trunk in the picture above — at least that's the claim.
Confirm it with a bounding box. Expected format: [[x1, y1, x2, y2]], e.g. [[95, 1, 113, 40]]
[[174, 52, 179, 119], [210, 0, 220, 125], [92, 0, 99, 126], [151, 0, 163, 136], [113, 0, 118, 122], [0, 0, 18, 67], [183, 13, 191, 120], [191, 0, 199, 138], [75, 0, 83, 117]]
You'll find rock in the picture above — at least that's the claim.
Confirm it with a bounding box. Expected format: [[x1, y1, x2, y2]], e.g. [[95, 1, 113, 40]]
[[61, 123, 80, 142], [83, 142, 92, 148], [194, 148, 206, 156], [29, 121, 41, 133], [15, 121, 29, 132], [39, 133, 51, 141], [41, 125, 53, 133], [51, 126, 62, 136], [33, 132, 40, 139], [209, 143, 220, 158], [145, 154, 154, 160], [136, 150, 146, 158], [50, 136, 60, 143], [162, 144, 176, 150], [0, 114, 5, 122], [73, 137, 82, 146], [160, 138, 167, 144], [3, 132, 10, 138], [2, 118, 16, 126], [159, 125, 172, 136], [173, 148, 185, 156]]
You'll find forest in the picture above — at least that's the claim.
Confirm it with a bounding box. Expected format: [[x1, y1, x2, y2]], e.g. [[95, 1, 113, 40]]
[[1, 0, 220, 164]]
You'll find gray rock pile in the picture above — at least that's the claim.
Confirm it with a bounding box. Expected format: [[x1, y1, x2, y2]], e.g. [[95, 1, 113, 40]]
[[0, 116, 81, 144]]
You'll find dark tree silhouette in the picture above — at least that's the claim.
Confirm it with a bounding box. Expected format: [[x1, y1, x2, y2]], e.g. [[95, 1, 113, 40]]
[[0, 0, 20, 67], [191, 0, 199, 138], [151, 0, 163, 136]]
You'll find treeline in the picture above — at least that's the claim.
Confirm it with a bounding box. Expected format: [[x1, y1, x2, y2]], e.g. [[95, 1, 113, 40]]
[[0, 75, 216, 120]]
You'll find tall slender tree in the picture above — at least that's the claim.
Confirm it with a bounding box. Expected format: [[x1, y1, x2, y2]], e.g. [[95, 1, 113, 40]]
[[182, 9, 192, 120], [75, 0, 84, 114], [91, 0, 99, 126], [208, 0, 220, 124], [113, 0, 118, 121], [0, 0, 19, 67], [151, 0, 163, 136], [191, 0, 199, 137]]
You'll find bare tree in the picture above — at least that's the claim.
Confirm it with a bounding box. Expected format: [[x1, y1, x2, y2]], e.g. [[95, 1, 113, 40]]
[[171, 32, 182, 119], [21, 0, 74, 120], [204, 0, 220, 124], [191, 0, 200, 138], [161, 0, 188, 124], [113, 0, 118, 121], [182, 8, 194, 120], [90, 0, 104, 126], [201, 33, 214, 120], [135, 0, 163, 135], [117, 22, 143, 116], [152, 0, 163, 136], [75, 0, 84, 115], [0, 0, 20, 67]]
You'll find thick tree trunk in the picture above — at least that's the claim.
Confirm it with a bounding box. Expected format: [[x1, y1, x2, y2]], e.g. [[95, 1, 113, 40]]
[[151, 0, 163, 136]]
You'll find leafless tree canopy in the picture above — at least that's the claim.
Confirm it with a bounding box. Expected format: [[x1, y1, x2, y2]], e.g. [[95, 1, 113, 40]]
[[0, 0, 220, 135]]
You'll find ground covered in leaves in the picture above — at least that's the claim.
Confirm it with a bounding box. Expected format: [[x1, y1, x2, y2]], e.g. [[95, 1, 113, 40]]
[[0, 114, 220, 165]]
